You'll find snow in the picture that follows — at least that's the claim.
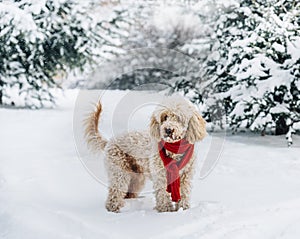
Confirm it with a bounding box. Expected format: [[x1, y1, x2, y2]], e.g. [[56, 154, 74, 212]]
[[0, 2, 37, 33], [273, 42, 285, 53], [0, 90, 300, 239], [152, 5, 202, 35], [287, 38, 300, 62], [270, 104, 290, 114]]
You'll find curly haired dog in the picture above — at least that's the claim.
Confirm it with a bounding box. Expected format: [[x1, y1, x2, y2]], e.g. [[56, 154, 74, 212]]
[[85, 96, 206, 212]]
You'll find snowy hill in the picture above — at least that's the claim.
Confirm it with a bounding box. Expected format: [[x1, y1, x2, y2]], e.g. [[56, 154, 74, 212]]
[[0, 90, 300, 239]]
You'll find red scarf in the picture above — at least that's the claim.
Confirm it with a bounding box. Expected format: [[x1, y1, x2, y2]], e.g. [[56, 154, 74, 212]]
[[158, 139, 194, 202]]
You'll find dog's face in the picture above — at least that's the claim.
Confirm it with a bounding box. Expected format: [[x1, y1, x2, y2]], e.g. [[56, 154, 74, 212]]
[[150, 96, 207, 144], [158, 110, 187, 143]]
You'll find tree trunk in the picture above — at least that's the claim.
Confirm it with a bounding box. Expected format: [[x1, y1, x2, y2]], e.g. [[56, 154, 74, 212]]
[[0, 79, 3, 105], [275, 115, 289, 135]]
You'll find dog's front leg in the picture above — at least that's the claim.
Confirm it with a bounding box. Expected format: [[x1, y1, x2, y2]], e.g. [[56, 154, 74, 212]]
[[152, 162, 173, 212], [178, 169, 193, 210], [105, 169, 130, 213], [154, 186, 174, 212]]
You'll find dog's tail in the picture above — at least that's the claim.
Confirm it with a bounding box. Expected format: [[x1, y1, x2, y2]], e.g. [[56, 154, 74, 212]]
[[84, 101, 107, 152]]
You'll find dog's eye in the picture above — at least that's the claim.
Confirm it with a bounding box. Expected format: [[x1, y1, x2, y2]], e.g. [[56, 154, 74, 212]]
[[160, 113, 169, 122], [161, 114, 168, 122]]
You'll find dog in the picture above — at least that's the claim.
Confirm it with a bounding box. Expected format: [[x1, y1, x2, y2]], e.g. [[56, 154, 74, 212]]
[[85, 95, 206, 212]]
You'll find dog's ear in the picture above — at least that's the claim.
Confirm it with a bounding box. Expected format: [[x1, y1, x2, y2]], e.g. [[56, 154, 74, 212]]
[[186, 111, 207, 143], [149, 114, 160, 140]]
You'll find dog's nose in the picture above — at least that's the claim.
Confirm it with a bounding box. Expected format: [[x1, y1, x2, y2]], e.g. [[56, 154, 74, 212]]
[[165, 128, 173, 136]]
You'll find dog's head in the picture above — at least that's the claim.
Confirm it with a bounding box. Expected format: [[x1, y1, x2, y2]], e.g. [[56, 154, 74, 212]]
[[150, 96, 206, 144]]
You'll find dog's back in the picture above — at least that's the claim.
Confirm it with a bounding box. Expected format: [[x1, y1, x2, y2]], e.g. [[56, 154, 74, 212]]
[[105, 130, 152, 176]]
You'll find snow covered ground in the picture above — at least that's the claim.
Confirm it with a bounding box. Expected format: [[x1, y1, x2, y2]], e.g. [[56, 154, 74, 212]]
[[0, 90, 300, 239]]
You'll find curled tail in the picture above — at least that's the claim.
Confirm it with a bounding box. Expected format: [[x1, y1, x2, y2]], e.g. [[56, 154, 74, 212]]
[[84, 101, 107, 151]]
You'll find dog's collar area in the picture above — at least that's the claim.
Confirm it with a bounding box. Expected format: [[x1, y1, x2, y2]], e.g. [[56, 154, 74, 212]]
[[159, 138, 193, 154]]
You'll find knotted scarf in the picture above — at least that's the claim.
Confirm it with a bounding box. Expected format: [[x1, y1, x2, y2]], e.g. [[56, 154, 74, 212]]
[[158, 139, 194, 202]]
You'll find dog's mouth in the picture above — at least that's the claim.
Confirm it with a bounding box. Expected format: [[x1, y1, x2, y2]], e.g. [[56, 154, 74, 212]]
[[163, 134, 182, 142]]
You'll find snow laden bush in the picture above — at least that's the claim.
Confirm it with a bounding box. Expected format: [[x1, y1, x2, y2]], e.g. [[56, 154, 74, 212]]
[[0, 0, 101, 108], [203, 0, 300, 142]]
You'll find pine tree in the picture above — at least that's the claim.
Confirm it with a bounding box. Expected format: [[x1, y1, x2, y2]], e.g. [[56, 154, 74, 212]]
[[0, 0, 102, 108], [202, 0, 300, 141]]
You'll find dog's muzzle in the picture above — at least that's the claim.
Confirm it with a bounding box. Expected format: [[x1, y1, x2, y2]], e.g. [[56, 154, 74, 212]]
[[165, 128, 174, 137]]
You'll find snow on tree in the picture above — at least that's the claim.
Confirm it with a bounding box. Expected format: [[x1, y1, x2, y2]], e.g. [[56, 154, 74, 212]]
[[0, 0, 103, 108], [87, 0, 209, 91], [168, 0, 240, 124], [202, 0, 300, 142]]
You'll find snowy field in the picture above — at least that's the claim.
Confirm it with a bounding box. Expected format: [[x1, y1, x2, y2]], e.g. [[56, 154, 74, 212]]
[[1, 90, 300, 239]]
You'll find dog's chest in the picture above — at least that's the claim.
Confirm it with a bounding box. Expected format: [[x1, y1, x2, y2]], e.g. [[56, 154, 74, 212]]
[[165, 149, 183, 161]]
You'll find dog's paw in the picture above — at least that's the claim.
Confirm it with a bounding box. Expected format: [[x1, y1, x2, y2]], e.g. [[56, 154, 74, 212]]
[[155, 203, 174, 212], [178, 200, 190, 210], [105, 200, 124, 213]]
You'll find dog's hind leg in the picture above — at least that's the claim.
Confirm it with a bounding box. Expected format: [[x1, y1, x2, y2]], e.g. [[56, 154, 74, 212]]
[[125, 173, 145, 199], [105, 143, 146, 211], [105, 168, 130, 213]]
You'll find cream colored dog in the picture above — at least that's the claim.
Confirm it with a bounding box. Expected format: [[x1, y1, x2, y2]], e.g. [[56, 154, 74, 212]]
[[85, 96, 206, 212]]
